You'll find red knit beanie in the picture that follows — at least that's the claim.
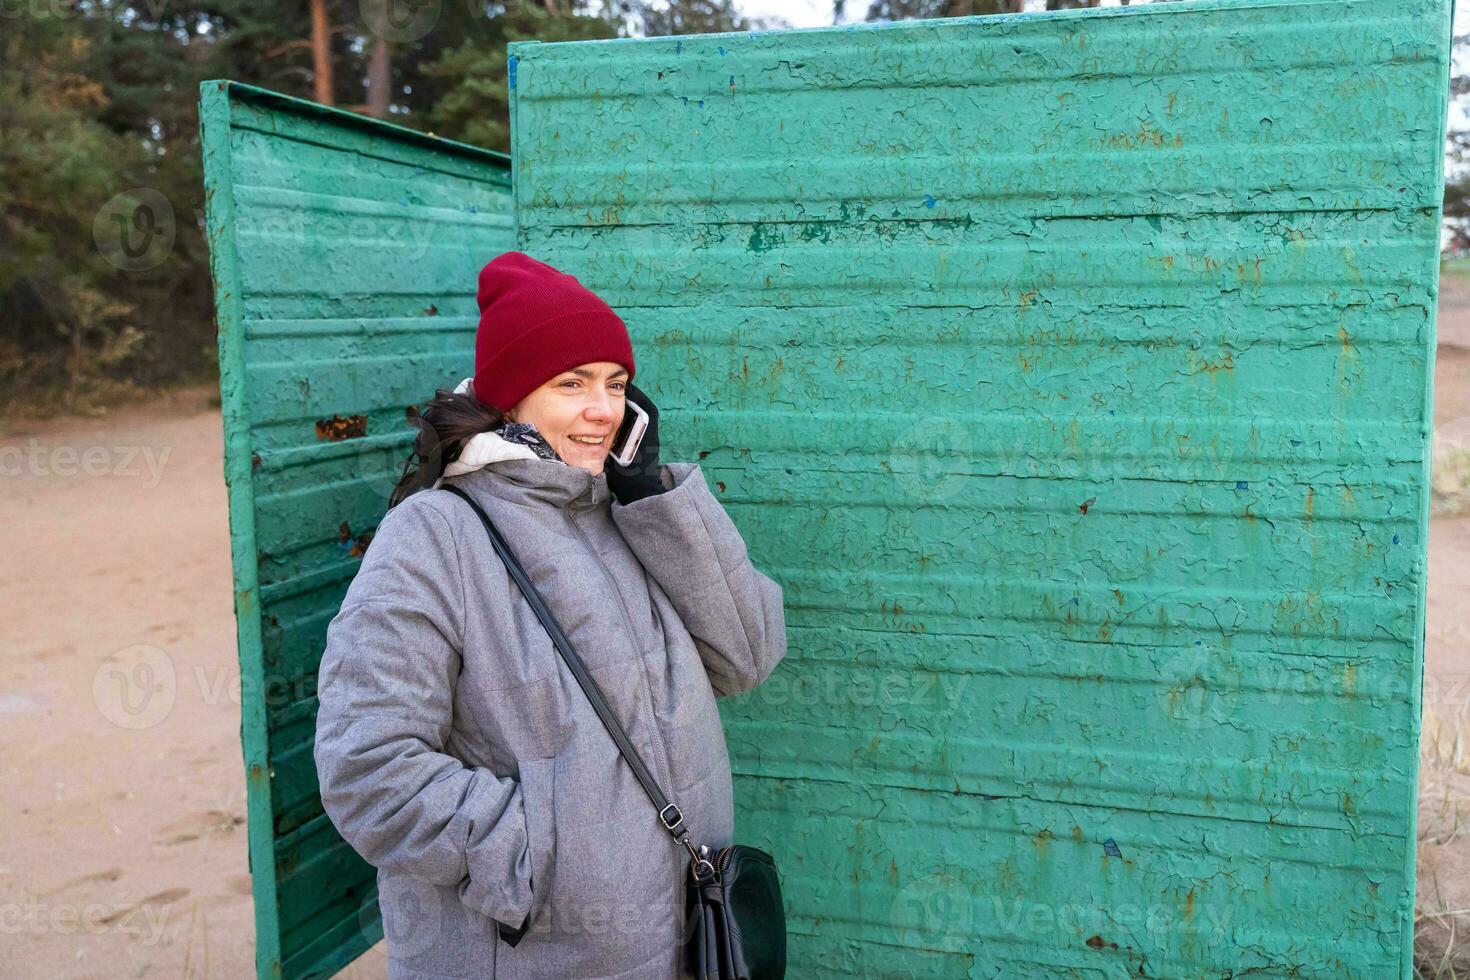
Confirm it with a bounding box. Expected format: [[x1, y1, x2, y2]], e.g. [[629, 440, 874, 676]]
[[472, 251, 635, 413]]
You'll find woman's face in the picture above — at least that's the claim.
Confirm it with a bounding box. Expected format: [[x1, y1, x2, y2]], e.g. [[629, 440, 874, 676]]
[[508, 360, 628, 477]]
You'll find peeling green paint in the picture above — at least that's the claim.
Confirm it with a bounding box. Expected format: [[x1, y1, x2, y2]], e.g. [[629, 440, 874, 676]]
[[508, 0, 1451, 976], [199, 80, 514, 980]]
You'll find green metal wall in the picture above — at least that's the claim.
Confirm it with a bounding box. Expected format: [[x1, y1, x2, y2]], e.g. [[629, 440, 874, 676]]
[[198, 81, 515, 979], [509, 0, 1449, 975]]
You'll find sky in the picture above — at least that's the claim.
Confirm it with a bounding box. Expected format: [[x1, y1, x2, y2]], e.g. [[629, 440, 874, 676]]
[[736, 0, 1470, 152], [738, 0, 1469, 34]]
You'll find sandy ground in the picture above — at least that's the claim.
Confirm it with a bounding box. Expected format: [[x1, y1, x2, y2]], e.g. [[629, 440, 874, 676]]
[[1418, 278, 1470, 976], [2, 293, 1469, 977], [0, 388, 389, 978]]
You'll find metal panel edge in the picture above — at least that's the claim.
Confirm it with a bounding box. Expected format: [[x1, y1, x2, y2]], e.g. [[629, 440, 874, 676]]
[[1402, 1, 1455, 972], [198, 78, 284, 980], [214, 79, 510, 169], [509, 0, 1368, 58]]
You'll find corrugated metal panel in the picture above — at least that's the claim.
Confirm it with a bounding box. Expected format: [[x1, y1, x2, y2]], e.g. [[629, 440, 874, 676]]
[[198, 80, 514, 980], [509, 1, 1449, 975]]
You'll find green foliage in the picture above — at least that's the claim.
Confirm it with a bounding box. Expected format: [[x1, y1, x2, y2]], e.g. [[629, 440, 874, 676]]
[[0, 13, 161, 409], [639, 0, 753, 36], [0, 0, 750, 414], [424, 6, 619, 153], [0, 0, 1456, 415]]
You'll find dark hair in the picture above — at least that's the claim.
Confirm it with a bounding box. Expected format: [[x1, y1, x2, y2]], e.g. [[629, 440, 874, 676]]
[[389, 387, 509, 509]]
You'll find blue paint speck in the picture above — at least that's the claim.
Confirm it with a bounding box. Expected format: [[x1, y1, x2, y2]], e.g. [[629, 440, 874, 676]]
[[1108, 409, 1115, 416], [466, 205, 479, 214], [1392, 534, 1400, 544], [508, 55, 517, 90], [675, 40, 682, 56], [1235, 481, 1248, 490], [729, 74, 736, 88], [1289, 439, 1302, 447], [1102, 838, 1122, 858], [923, 194, 937, 208], [718, 45, 727, 55], [1069, 596, 1079, 606]]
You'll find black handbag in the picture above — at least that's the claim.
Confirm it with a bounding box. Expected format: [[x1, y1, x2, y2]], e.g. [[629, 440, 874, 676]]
[[442, 484, 787, 979]]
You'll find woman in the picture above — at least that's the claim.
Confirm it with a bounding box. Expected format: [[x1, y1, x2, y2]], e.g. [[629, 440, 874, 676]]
[[314, 251, 788, 980]]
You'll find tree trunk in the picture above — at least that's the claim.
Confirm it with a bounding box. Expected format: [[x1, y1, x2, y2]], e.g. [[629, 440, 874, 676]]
[[310, 0, 334, 106], [365, 0, 390, 121]]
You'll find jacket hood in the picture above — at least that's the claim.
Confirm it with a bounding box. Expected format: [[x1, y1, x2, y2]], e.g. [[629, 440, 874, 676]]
[[431, 376, 612, 510]]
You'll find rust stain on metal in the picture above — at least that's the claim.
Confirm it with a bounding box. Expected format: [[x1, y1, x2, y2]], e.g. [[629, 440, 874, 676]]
[[338, 521, 374, 557], [316, 414, 368, 441]]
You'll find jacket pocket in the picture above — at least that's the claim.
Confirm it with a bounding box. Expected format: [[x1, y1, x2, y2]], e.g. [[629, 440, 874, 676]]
[[453, 751, 558, 953], [508, 754, 558, 940]]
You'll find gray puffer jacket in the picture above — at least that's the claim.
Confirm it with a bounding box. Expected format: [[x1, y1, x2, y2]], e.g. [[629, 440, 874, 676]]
[[314, 440, 787, 980]]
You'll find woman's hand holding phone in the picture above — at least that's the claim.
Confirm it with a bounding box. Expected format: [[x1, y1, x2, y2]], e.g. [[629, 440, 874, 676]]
[[606, 382, 665, 505]]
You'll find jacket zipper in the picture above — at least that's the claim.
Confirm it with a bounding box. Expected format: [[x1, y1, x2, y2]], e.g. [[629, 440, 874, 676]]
[[562, 507, 676, 801]]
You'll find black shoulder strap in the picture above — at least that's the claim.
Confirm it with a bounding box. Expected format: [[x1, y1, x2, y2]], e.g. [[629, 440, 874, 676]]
[[438, 484, 705, 864]]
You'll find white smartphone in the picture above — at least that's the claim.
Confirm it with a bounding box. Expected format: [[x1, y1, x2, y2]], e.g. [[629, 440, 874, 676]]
[[609, 398, 649, 467]]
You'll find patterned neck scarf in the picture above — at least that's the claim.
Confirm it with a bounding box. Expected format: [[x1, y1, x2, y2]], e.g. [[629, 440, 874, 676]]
[[493, 420, 562, 463]]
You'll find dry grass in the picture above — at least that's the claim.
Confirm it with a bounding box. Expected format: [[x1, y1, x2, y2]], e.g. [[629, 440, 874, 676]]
[[1416, 698, 1470, 978]]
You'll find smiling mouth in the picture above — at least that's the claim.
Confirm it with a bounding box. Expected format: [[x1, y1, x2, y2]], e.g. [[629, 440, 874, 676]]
[[567, 435, 607, 447]]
